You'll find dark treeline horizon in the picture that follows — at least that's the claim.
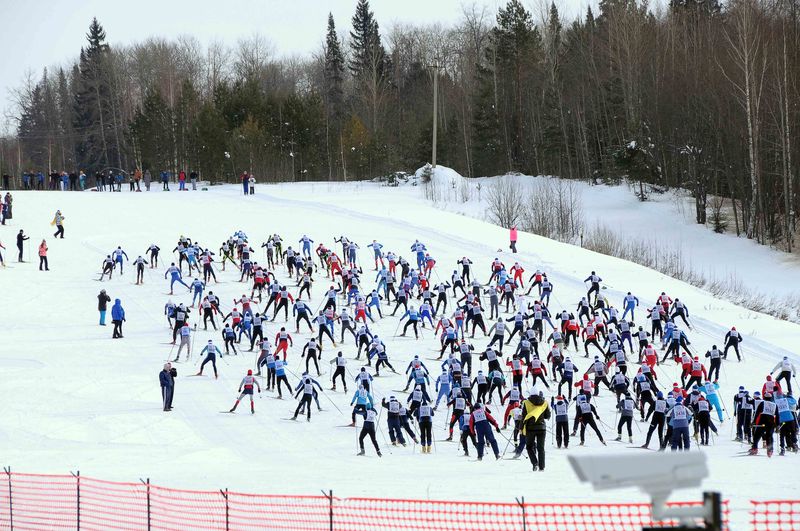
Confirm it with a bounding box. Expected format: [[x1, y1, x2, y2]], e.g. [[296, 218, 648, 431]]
[[0, 0, 797, 251]]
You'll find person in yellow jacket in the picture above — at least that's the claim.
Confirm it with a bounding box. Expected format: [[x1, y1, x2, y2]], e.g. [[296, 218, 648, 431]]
[[520, 390, 551, 471], [51, 210, 65, 239]]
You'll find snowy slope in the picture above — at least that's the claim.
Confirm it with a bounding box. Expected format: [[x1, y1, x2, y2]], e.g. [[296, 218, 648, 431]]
[[0, 183, 798, 529], [416, 167, 800, 308]]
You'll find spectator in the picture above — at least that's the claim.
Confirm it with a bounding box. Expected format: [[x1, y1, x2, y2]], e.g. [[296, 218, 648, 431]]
[[38, 239, 49, 271], [160, 362, 177, 411], [111, 298, 126, 338], [16, 229, 28, 262], [143, 170, 152, 191], [98, 289, 111, 326], [190, 170, 198, 190], [51, 210, 65, 238]]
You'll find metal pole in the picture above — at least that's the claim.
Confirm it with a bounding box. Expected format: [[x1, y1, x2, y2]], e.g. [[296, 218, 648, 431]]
[[320, 489, 333, 531], [140, 478, 150, 531], [220, 489, 229, 531], [71, 471, 80, 530], [4, 467, 12, 531], [516, 496, 526, 531], [431, 65, 439, 168]]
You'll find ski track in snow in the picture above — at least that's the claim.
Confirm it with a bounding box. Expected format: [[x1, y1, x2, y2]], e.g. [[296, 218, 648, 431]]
[[1, 184, 799, 528]]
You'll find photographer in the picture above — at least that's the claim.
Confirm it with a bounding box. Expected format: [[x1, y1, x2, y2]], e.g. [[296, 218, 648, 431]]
[[160, 363, 177, 411]]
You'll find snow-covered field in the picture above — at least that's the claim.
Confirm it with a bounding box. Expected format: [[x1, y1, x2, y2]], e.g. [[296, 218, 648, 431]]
[[1, 180, 798, 528], [419, 166, 800, 309]]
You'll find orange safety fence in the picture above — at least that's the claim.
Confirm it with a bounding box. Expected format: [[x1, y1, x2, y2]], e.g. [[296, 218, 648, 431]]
[[5, 469, 783, 531], [750, 500, 800, 531]]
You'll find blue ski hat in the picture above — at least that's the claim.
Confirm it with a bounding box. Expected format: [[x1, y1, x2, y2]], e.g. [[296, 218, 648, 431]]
[[675, 396, 683, 404]]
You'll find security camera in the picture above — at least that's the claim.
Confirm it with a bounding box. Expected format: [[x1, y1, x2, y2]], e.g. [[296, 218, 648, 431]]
[[568, 452, 707, 495], [568, 453, 715, 526]]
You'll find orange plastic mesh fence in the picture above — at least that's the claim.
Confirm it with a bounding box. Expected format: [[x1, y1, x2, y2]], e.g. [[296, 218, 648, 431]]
[[0, 471, 746, 531], [750, 500, 800, 531]]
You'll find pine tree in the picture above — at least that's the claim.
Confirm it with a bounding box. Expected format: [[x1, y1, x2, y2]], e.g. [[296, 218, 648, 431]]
[[349, 0, 390, 133], [55, 68, 76, 169], [131, 88, 173, 172], [325, 14, 345, 120], [349, 0, 384, 78], [324, 13, 345, 179], [73, 18, 118, 173]]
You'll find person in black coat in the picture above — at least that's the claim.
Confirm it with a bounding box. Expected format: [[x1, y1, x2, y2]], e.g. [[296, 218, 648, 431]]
[[16, 230, 28, 262], [98, 289, 111, 326], [160, 363, 177, 411]]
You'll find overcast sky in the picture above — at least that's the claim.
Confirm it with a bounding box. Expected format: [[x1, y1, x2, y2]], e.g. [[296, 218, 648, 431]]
[[0, 0, 593, 134]]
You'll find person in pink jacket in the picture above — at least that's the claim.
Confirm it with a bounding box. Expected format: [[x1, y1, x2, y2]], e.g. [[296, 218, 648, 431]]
[[510, 226, 518, 253]]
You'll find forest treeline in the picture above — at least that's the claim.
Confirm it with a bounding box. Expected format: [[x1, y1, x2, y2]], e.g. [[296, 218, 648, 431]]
[[1, 0, 797, 250]]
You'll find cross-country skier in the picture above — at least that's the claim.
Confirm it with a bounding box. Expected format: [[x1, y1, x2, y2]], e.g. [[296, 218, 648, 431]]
[[197, 340, 221, 379], [230, 369, 261, 413]]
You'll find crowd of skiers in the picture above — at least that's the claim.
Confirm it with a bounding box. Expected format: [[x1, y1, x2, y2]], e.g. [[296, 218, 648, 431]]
[[82, 228, 797, 469]]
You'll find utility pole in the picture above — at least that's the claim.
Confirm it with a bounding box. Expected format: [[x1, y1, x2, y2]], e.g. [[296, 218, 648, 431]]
[[429, 64, 440, 168]]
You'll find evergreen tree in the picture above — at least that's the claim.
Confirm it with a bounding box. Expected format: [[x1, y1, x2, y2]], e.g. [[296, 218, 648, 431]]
[[72, 18, 118, 173], [195, 101, 228, 181], [348, 0, 385, 78], [131, 88, 173, 172], [324, 13, 346, 179], [349, 0, 391, 133], [324, 14, 345, 120]]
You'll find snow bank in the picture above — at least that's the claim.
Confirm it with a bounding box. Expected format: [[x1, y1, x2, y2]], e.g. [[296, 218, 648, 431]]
[[1, 183, 798, 529], [415, 166, 800, 320]]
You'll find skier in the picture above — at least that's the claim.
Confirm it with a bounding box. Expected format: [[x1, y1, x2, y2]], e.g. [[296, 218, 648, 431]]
[[621, 292, 639, 321], [197, 340, 221, 379], [98, 255, 116, 280], [750, 393, 777, 456], [330, 352, 348, 392], [733, 387, 754, 442], [520, 390, 550, 471], [584, 271, 602, 303], [146, 244, 160, 268], [416, 400, 435, 453], [615, 392, 635, 443], [667, 396, 693, 451], [723, 327, 743, 361], [111, 246, 129, 274], [230, 369, 261, 413], [357, 407, 382, 457], [641, 391, 667, 449], [170, 322, 191, 361], [771, 356, 796, 395], [292, 377, 316, 421], [575, 394, 606, 446], [165, 263, 190, 295], [349, 384, 373, 426], [469, 403, 501, 460], [381, 396, 407, 446], [551, 395, 571, 449], [133, 256, 148, 284]]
